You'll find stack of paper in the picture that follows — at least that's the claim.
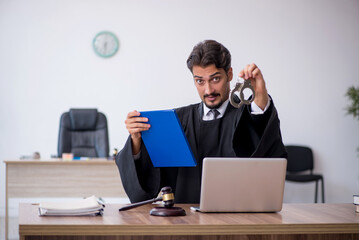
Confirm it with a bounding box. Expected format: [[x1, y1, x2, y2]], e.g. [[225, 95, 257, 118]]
[[38, 196, 104, 216]]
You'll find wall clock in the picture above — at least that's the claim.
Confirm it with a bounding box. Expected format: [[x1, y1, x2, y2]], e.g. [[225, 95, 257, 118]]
[[93, 31, 119, 58]]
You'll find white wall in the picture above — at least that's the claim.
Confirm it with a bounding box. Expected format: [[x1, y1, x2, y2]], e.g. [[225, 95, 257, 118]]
[[1, 0, 359, 217]]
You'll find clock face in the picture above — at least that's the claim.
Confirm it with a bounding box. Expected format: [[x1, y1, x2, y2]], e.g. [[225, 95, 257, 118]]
[[93, 31, 119, 58]]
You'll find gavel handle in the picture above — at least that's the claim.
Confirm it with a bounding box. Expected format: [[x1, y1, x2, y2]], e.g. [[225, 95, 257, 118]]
[[119, 197, 163, 211]]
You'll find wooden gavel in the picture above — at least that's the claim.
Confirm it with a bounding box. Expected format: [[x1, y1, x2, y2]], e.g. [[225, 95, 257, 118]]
[[119, 186, 174, 211]]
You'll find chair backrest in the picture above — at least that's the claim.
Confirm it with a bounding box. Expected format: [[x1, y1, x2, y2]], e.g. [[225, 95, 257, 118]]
[[57, 108, 109, 158], [285, 145, 314, 173]]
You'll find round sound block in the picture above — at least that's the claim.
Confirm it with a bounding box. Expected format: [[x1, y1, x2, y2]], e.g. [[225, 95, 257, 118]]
[[150, 207, 186, 216]]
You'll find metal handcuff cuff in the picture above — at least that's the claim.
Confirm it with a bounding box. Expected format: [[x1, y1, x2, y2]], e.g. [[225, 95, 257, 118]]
[[229, 79, 255, 108]]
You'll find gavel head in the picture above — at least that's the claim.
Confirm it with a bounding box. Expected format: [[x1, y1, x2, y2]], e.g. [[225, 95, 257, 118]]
[[160, 186, 175, 208]]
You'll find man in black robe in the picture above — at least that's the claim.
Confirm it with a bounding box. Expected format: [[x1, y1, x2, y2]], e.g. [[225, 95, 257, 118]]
[[116, 40, 287, 204]]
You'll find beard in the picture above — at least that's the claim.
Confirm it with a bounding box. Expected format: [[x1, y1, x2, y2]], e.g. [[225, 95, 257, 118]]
[[203, 93, 225, 109]]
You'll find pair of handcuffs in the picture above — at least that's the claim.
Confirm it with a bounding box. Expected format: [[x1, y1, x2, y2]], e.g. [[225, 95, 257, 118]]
[[229, 78, 255, 108]]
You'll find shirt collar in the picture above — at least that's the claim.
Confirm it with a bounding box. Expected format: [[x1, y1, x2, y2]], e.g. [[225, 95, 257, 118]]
[[202, 99, 229, 120]]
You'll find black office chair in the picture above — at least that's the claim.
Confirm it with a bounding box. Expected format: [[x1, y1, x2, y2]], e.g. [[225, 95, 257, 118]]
[[58, 108, 109, 158], [285, 145, 325, 203]]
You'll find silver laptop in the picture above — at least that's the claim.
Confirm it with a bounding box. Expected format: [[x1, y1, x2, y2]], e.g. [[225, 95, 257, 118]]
[[193, 157, 287, 212]]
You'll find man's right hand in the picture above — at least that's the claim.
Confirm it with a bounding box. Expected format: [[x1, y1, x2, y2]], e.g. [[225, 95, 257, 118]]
[[125, 110, 150, 155]]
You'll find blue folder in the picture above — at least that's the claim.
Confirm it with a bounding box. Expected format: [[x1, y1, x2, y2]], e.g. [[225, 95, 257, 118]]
[[140, 110, 197, 167]]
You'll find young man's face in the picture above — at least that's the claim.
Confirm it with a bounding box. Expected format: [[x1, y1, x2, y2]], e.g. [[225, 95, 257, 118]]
[[192, 64, 233, 109]]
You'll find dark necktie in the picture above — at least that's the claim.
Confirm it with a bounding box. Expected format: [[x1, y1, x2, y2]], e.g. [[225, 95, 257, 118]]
[[211, 109, 220, 120]]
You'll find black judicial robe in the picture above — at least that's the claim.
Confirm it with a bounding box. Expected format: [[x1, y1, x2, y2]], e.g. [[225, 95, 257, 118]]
[[115, 99, 287, 204]]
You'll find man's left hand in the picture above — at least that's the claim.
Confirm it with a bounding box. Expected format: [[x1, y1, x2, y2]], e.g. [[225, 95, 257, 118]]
[[239, 63, 269, 110]]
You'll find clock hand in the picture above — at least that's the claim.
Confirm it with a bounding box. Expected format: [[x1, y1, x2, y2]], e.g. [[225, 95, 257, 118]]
[[104, 42, 107, 54]]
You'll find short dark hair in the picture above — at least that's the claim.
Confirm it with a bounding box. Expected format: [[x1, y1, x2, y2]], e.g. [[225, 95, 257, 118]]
[[186, 40, 231, 73]]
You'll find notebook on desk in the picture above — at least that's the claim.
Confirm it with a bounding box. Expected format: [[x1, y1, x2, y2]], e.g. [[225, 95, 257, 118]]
[[192, 157, 287, 212]]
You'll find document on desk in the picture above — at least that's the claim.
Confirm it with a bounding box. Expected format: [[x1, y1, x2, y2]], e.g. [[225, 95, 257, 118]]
[[38, 196, 104, 216], [140, 110, 197, 167]]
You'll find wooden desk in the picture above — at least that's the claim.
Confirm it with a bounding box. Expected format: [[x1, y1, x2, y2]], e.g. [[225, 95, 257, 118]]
[[19, 203, 359, 240], [4, 159, 126, 240]]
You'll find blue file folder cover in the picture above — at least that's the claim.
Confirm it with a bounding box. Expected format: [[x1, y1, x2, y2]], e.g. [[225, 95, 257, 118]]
[[140, 110, 197, 167]]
